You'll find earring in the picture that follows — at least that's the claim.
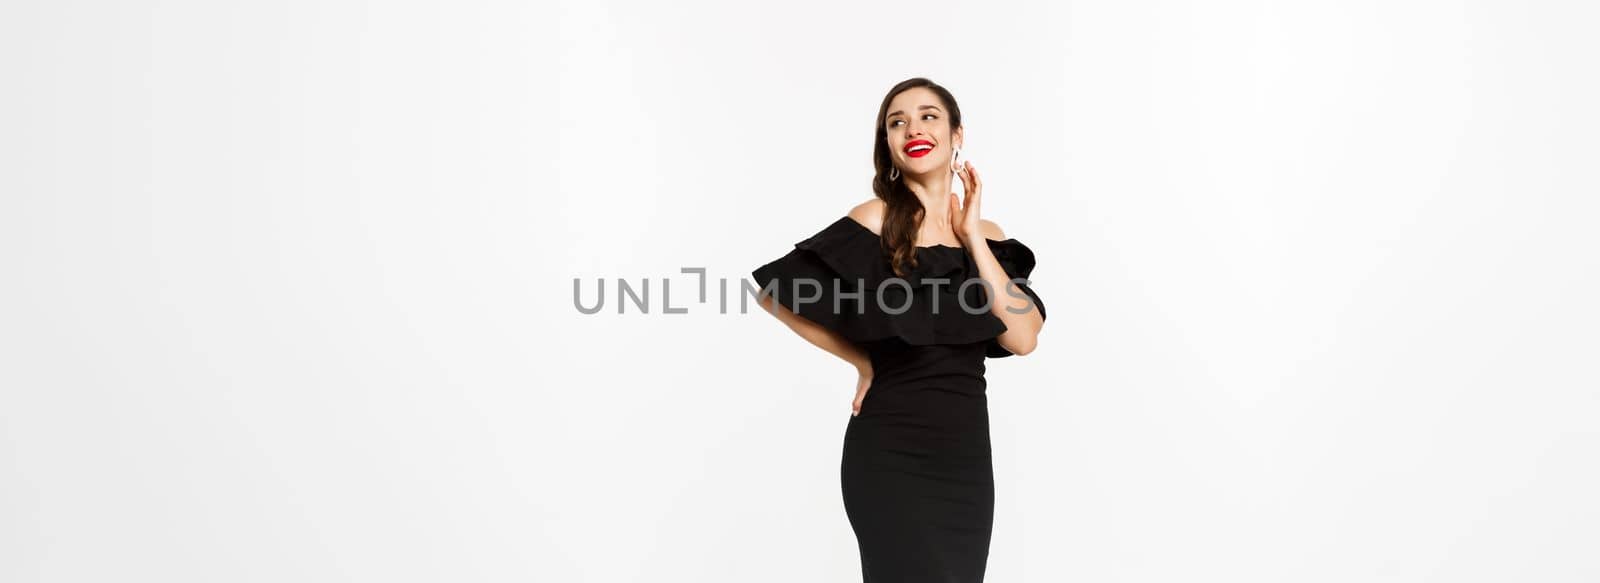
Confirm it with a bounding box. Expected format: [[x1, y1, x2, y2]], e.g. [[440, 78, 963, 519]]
[[888, 166, 900, 180], [950, 146, 963, 174]]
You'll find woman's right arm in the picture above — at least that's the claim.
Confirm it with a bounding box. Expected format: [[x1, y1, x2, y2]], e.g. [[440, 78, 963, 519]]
[[756, 291, 875, 415], [756, 291, 872, 375]]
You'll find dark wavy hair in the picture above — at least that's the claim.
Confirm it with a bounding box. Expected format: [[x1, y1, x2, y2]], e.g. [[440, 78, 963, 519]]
[[872, 77, 963, 278]]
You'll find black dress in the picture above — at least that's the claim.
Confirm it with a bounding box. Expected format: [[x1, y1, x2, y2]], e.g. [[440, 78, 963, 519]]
[[751, 216, 1047, 583]]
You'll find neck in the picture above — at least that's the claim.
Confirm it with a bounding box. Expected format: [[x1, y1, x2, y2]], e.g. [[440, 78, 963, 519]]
[[903, 170, 955, 230]]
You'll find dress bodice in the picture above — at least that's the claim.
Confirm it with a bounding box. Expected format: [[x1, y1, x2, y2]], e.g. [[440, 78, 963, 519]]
[[751, 216, 1047, 359]]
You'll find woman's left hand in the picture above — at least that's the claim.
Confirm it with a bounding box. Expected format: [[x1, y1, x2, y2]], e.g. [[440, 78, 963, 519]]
[[949, 160, 983, 244]]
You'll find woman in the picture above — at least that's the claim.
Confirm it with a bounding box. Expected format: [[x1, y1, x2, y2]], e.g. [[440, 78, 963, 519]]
[[751, 77, 1047, 582]]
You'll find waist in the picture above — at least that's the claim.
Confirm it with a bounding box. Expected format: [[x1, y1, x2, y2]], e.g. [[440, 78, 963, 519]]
[[866, 341, 988, 387]]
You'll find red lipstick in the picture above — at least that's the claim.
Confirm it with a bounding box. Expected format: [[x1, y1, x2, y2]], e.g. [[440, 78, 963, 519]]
[[903, 139, 934, 158]]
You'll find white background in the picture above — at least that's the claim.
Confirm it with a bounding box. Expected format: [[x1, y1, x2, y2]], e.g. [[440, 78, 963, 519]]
[[3, 1, 1597, 581]]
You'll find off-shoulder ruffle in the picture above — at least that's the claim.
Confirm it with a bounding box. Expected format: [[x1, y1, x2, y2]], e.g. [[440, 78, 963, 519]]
[[750, 216, 1046, 358]]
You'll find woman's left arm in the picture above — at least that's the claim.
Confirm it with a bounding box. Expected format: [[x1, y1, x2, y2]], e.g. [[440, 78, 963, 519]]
[[949, 161, 1044, 356]]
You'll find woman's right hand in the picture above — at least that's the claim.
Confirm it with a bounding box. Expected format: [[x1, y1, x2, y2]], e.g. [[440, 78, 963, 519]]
[[852, 371, 873, 416]]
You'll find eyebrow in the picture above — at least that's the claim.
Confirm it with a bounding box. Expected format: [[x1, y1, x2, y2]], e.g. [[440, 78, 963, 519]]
[[886, 105, 943, 118]]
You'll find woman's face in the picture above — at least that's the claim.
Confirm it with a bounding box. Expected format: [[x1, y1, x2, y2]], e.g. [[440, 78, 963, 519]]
[[884, 86, 961, 178]]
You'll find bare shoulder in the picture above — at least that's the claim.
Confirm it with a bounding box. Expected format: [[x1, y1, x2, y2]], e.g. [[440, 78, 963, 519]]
[[847, 198, 885, 234], [979, 218, 1007, 241]]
